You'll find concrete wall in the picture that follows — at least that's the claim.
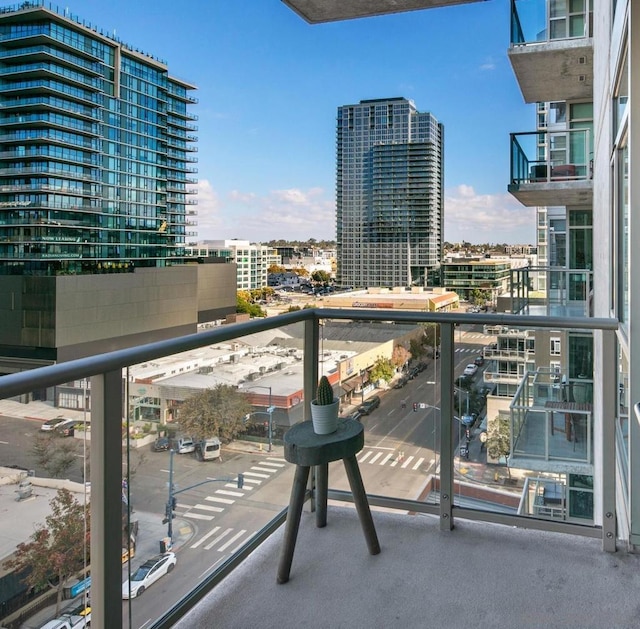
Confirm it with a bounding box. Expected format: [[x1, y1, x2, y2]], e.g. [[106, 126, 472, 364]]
[[196, 261, 237, 323]]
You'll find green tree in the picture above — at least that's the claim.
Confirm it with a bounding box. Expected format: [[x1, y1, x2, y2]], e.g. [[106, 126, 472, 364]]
[[236, 295, 265, 317], [31, 434, 80, 478], [486, 415, 511, 479], [368, 357, 395, 384], [409, 338, 425, 360], [4, 488, 89, 617], [178, 385, 251, 443], [311, 270, 330, 284]]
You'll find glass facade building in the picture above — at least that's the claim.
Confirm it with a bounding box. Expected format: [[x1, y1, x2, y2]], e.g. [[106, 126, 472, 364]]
[[0, 1, 197, 276], [336, 97, 443, 289]]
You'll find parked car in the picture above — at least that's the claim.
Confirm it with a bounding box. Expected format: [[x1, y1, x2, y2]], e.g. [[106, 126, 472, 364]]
[[340, 410, 362, 422], [474, 355, 485, 366], [463, 364, 478, 377], [393, 377, 408, 389], [358, 396, 381, 415], [152, 437, 170, 452], [54, 419, 78, 437], [408, 367, 419, 380], [176, 437, 195, 454], [122, 552, 176, 599], [40, 417, 70, 432]]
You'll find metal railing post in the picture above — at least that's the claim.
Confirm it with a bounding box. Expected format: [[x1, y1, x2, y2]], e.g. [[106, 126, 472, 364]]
[[601, 328, 617, 551], [439, 322, 455, 530], [90, 370, 123, 629]]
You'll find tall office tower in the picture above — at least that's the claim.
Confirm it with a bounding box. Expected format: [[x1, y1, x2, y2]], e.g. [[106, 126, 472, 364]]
[[0, 2, 198, 275], [336, 97, 443, 288]]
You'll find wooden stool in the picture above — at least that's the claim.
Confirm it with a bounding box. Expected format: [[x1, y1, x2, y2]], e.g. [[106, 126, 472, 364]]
[[277, 418, 380, 584]]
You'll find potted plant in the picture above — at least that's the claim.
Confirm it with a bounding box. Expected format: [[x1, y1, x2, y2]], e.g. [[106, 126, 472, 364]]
[[310, 375, 339, 435]]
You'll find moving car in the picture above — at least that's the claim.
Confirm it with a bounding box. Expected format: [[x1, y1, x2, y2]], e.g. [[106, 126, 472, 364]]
[[358, 396, 381, 415], [54, 419, 77, 437], [474, 355, 485, 366], [40, 417, 71, 432], [463, 364, 478, 377], [122, 552, 176, 599]]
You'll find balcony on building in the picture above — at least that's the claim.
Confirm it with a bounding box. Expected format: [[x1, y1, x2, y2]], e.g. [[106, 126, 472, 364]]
[[506, 265, 593, 317], [509, 367, 593, 475], [508, 0, 593, 103], [281, 0, 485, 23], [508, 129, 592, 207]]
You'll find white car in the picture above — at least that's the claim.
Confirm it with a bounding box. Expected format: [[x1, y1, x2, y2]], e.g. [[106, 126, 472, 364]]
[[463, 364, 478, 377], [176, 437, 195, 454], [40, 417, 70, 432], [122, 552, 176, 599]]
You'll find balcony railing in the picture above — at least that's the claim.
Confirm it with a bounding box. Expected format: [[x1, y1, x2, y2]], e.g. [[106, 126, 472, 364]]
[[510, 0, 593, 46], [508, 129, 593, 206], [0, 309, 618, 629]]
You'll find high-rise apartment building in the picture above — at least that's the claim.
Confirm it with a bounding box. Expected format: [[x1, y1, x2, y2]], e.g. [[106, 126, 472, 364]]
[[0, 2, 198, 274], [0, 3, 237, 370], [336, 97, 443, 289]]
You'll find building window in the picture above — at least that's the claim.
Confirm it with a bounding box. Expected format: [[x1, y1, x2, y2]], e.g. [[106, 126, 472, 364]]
[[550, 337, 561, 356]]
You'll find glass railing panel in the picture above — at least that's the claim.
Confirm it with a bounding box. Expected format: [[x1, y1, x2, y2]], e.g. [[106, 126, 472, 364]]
[[511, 0, 592, 45], [0, 382, 91, 627], [453, 322, 594, 525], [120, 322, 304, 627]]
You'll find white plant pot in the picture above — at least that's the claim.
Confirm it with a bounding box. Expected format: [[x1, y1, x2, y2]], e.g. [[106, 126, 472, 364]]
[[310, 399, 339, 435]]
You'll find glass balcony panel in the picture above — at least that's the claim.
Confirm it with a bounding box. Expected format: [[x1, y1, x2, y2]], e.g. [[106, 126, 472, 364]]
[[511, 0, 592, 44]]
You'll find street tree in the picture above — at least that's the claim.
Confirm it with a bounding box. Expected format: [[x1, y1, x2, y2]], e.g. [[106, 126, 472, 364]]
[[409, 338, 426, 360], [311, 270, 330, 284], [31, 433, 80, 478], [391, 345, 411, 370], [236, 294, 265, 318], [486, 414, 512, 479], [268, 264, 286, 274], [369, 356, 395, 384], [178, 385, 251, 443], [4, 488, 89, 617]]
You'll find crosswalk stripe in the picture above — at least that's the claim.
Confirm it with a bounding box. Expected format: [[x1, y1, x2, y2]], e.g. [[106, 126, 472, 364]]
[[190, 526, 220, 549], [204, 527, 233, 550], [412, 457, 425, 470], [244, 471, 270, 479], [217, 529, 247, 552], [380, 453, 394, 465], [358, 450, 373, 463], [242, 477, 262, 485], [205, 496, 234, 505], [368, 451, 383, 464], [216, 489, 243, 498], [193, 503, 224, 512], [390, 457, 398, 467], [229, 532, 256, 555], [225, 482, 251, 490], [251, 466, 277, 473], [180, 511, 215, 521], [401, 456, 415, 469], [261, 461, 286, 468], [266, 457, 287, 463]]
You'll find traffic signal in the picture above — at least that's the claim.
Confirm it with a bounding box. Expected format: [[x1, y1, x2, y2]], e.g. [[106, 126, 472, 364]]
[[413, 403, 417, 412], [171, 496, 177, 511], [237, 473, 244, 489]]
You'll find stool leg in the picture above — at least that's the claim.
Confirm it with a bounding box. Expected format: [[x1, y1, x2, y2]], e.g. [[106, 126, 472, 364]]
[[315, 462, 328, 528], [277, 464, 310, 584], [343, 455, 380, 555]]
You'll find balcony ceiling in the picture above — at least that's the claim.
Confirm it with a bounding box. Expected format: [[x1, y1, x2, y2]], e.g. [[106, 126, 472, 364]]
[[508, 180, 593, 208], [281, 0, 485, 23], [508, 39, 593, 104]]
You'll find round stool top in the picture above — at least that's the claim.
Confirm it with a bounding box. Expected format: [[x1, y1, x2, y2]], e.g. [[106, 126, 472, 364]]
[[283, 419, 364, 467]]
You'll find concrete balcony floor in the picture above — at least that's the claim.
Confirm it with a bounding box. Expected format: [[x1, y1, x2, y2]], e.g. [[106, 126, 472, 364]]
[[174, 506, 640, 629]]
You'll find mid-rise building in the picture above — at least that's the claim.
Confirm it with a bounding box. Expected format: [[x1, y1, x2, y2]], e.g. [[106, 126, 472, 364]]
[[336, 97, 443, 289], [186, 240, 279, 291]]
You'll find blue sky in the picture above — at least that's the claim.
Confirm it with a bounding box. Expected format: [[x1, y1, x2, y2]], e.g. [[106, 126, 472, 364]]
[[75, 0, 536, 244]]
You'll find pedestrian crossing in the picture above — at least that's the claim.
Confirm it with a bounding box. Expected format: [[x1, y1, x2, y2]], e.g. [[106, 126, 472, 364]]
[[455, 347, 481, 353], [357, 448, 434, 471], [176, 457, 286, 527]]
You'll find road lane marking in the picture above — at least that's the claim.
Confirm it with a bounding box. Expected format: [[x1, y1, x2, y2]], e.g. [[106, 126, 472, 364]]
[[401, 456, 415, 469], [179, 511, 214, 521], [263, 460, 286, 466], [251, 466, 277, 473], [368, 452, 383, 464], [217, 529, 247, 552], [412, 457, 425, 470], [380, 453, 394, 465], [358, 451, 373, 463], [242, 477, 262, 485], [229, 532, 256, 555], [193, 503, 224, 512], [191, 526, 220, 549], [244, 471, 270, 478], [216, 489, 243, 497], [225, 482, 252, 490]]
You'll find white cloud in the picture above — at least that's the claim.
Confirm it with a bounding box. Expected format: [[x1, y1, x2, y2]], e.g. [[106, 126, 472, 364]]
[[193, 179, 224, 238], [444, 185, 535, 244]]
